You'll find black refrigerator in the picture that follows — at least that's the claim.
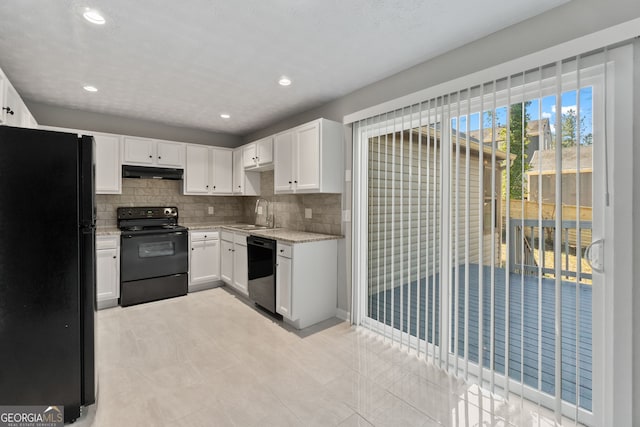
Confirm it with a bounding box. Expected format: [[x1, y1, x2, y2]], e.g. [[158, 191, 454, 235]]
[[0, 126, 96, 423]]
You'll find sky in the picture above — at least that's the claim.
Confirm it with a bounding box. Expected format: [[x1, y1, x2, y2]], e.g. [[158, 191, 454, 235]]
[[458, 87, 593, 141]]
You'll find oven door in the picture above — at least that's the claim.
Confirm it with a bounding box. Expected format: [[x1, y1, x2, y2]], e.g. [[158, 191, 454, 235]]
[[120, 231, 188, 282]]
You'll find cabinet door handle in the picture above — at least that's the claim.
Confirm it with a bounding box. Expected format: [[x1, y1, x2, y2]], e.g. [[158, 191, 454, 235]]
[[112, 255, 116, 259], [149, 155, 153, 158], [279, 249, 284, 253], [158, 156, 162, 159], [294, 180, 297, 184], [2, 107, 14, 115], [288, 181, 292, 184], [213, 185, 216, 189], [192, 248, 195, 251]]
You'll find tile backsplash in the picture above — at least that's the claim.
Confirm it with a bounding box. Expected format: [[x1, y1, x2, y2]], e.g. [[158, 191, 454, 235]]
[[242, 171, 343, 235], [96, 178, 250, 227], [96, 173, 343, 235]]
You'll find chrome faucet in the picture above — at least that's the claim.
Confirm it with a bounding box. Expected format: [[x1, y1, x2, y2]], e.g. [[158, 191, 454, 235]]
[[255, 198, 274, 228]]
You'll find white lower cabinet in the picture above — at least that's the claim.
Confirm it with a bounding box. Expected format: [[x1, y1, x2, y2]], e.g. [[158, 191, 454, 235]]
[[233, 234, 248, 295], [189, 231, 220, 292], [220, 239, 234, 283], [276, 245, 292, 319], [276, 239, 338, 329], [96, 236, 120, 309], [220, 231, 248, 296]]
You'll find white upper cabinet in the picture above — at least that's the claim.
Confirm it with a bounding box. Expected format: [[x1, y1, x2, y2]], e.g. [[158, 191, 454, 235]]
[[211, 148, 232, 194], [243, 136, 273, 170], [274, 131, 295, 193], [94, 133, 122, 194], [156, 140, 184, 167], [3, 84, 34, 128], [296, 121, 321, 191], [273, 118, 343, 194], [123, 136, 154, 164], [233, 148, 244, 194], [123, 136, 185, 167], [0, 68, 37, 129], [233, 148, 260, 196], [0, 73, 5, 125], [184, 144, 210, 194], [183, 145, 233, 195]]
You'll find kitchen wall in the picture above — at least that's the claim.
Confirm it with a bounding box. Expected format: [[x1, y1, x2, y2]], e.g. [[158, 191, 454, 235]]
[[26, 101, 242, 147], [242, 171, 342, 236], [96, 178, 249, 227]]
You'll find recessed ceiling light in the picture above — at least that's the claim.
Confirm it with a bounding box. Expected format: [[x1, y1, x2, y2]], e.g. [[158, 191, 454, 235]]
[[83, 9, 105, 25], [278, 76, 292, 86], [83, 85, 98, 92], [220, 113, 231, 119]]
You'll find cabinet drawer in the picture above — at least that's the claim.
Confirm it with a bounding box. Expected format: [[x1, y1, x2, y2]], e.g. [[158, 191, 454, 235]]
[[234, 233, 248, 246], [277, 243, 292, 258], [191, 231, 219, 241], [96, 237, 118, 250], [221, 230, 234, 242]]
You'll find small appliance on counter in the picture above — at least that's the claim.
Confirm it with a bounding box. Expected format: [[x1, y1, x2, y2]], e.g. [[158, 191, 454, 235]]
[[117, 206, 188, 306], [0, 126, 96, 423]]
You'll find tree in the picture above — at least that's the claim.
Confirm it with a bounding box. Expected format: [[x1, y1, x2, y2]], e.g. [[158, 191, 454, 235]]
[[499, 102, 531, 200], [559, 108, 593, 147]]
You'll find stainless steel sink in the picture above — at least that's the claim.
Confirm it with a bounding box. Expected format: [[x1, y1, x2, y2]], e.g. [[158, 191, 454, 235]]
[[231, 224, 270, 230]]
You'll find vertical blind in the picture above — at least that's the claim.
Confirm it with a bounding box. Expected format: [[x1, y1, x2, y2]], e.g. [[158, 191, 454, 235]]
[[354, 49, 613, 425]]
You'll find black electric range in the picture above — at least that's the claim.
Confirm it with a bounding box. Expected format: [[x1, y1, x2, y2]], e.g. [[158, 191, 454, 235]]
[[117, 207, 189, 306]]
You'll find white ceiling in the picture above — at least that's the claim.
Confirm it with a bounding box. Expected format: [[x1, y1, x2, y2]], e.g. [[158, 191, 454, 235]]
[[0, 0, 568, 136]]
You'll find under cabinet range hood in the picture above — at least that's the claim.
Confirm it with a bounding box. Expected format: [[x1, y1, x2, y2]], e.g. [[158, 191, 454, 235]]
[[122, 165, 183, 180]]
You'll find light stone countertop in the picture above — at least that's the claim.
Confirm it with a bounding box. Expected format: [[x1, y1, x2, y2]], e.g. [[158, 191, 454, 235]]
[[97, 222, 343, 243], [188, 223, 343, 244], [96, 226, 121, 236], [246, 228, 344, 244], [182, 222, 230, 231]]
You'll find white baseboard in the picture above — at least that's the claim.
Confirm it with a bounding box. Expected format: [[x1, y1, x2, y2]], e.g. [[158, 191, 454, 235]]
[[188, 280, 223, 293], [336, 308, 350, 322], [97, 298, 118, 310]]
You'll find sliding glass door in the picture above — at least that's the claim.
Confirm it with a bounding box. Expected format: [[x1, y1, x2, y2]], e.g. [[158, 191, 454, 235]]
[[353, 47, 631, 425]]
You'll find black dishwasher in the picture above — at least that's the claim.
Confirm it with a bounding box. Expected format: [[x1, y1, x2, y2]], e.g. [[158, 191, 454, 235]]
[[247, 235, 277, 314]]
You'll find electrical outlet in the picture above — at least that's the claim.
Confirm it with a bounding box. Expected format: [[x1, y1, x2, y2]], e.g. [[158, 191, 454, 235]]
[[305, 208, 312, 219], [345, 169, 352, 182], [208, 206, 214, 215], [257, 206, 263, 215], [342, 209, 351, 222]]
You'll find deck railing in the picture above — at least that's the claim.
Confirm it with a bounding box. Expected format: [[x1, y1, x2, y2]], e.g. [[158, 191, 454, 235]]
[[509, 218, 593, 282]]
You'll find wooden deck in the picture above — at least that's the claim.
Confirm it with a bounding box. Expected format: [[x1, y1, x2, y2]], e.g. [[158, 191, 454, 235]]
[[368, 264, 592, 411]]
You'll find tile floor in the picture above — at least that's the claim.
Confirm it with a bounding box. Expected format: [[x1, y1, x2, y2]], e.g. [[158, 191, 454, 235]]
[[76, 287, 580, 426]]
